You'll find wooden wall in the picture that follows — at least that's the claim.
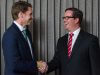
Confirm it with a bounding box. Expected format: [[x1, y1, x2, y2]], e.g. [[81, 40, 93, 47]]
[[1, 0, 100, 75]]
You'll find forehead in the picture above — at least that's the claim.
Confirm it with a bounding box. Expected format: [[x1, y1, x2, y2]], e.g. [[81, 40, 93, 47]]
[[64, 10, 73, 16]]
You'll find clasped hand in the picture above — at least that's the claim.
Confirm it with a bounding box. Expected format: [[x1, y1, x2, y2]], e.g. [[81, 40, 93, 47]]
[[37, 61, 48, 73]]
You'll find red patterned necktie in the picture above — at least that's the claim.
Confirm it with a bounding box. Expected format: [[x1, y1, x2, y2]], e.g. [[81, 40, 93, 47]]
[[67, 33, 74, 58]]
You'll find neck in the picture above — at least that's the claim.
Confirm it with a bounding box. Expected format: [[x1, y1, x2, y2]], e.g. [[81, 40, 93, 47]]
[[15, 19, 26, 28], [69, 26, 80, 32]]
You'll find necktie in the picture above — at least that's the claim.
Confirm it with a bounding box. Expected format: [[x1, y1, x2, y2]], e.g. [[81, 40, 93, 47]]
[[22, 29, 34, 58], [67, 33, 74, 58], [22, 29, 27, 40]]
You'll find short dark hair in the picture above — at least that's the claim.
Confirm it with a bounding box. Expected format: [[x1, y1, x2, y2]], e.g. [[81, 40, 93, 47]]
[[11, 1, 32, 20], [65, 7, 83, 24]]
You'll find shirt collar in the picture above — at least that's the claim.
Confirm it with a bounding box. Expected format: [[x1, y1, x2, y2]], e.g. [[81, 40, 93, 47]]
[[69, 27, 81, 36], [14, 21, 26, 31]]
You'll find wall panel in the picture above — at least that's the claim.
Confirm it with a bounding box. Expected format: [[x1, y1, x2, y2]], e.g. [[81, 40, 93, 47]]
[[1, 0, 100, 75], [1, 0, 7, 75]]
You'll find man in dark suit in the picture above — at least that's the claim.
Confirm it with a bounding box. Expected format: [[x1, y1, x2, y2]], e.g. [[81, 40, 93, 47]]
[[38, 7, 100, 75], [2, 1, 38, 75]]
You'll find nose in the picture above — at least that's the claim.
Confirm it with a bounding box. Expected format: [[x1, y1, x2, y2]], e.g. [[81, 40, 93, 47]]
[[64, 18, 67, 23]]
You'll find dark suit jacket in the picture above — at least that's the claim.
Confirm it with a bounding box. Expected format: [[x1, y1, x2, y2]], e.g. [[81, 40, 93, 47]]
[[2, 23, 38, 75], [47, 30, 100, 75]]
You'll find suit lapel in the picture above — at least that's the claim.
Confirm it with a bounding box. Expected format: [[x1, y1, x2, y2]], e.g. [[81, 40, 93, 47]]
[[12, 23, 26, 40], [63, 34, 68, 50], [62, 34, 69, 60], [69, 30, 84, 60], [11, 23, 35, 60], [12, 23, 32, 49], [26, 29, 33, 46], [12, 23, 34, 58]]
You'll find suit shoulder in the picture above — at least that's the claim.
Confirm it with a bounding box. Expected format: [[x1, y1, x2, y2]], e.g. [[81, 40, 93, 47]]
[[2, 25, 18, 40], [82, 31, 98, 38], [80, 30, 99, 42], [58, 34, 68, 42]]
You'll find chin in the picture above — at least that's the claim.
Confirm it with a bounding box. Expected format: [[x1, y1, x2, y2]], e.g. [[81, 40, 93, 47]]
[[27, 22, 31, 25], [64, 26, 68, 30], [64, 27, 70, 32], [28, 21, 32, 25]]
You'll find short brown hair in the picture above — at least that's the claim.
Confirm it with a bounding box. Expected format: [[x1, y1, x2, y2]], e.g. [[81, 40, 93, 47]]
[[65, 7, 83, 24], [11, 1, 32, 20]]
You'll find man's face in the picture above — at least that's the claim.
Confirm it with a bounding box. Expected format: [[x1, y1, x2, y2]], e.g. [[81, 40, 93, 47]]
[[63, 10, 79, 32], [22, 7, 32, 26]]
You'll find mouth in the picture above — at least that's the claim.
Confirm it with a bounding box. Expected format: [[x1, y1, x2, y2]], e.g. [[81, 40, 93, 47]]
[[64, 23, 68, 26], [64, 21, 68, 25]]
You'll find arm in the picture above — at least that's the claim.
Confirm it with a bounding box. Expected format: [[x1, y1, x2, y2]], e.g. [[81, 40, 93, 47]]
[[47, 38, 62, 73], [89, 36, 100, 75]]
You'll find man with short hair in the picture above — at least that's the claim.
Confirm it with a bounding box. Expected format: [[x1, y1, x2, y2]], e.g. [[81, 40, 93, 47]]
[[38, 7, 100, 75], [2, 1, 38, 75]]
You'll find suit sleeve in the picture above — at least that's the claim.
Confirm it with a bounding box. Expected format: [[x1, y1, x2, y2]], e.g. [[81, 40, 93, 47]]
[[2, 32, 37, 74], [47, 38, 61, 73], [89, 36, 100, 75]]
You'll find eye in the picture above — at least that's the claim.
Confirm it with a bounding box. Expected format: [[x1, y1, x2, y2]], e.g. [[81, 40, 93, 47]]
[[62, 16, 75, 20]]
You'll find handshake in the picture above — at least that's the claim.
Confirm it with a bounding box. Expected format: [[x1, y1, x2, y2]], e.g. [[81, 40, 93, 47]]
[[37, 61, 48, 73]]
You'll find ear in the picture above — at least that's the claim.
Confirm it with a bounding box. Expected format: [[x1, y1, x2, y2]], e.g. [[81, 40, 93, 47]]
[[75, 18, 79, 24], [18, 12, 23, 18]]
